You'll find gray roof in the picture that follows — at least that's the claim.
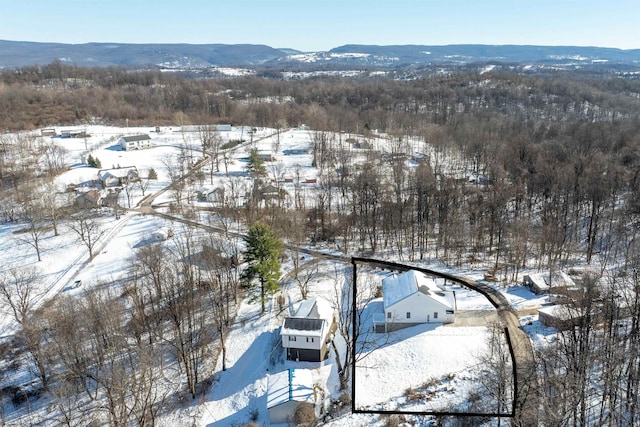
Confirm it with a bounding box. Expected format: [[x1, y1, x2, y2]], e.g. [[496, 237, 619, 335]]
[[283, 317, 323, 332], [122, 134, 151, 142]]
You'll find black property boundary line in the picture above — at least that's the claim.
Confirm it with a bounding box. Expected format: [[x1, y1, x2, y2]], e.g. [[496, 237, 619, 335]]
[[350, 257, 516, 419]]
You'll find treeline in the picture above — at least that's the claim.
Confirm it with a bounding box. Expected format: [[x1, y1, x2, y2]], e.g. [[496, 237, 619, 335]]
[[2, 62, 640, 131]]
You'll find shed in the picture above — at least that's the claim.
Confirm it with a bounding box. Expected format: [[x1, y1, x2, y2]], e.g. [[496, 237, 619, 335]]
[[538, 305, 585, 331], [267, 369, 316, 425]]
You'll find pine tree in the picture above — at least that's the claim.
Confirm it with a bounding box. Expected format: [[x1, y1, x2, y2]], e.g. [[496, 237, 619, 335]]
[[241, 223, 283, 313], [87, 154, 95, 167], [246, 148, 267, 179], [147, 167, 158, 180]]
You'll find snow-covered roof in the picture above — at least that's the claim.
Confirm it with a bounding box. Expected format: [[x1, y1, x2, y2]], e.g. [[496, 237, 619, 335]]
[[382, 270, 449, 309], [538, 304, 583, 321], [294, 296, 334, 322], [526, 271, 577, 291], [267, 369, 315, 409], [98, 166, 139, 180], [121, 134, 150, 142]]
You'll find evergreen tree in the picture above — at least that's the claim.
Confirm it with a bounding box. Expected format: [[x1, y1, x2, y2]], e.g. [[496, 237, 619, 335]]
[[87, 155, 102, 168], [147, 167, 158, 180], [241, 223, 283, 313], [246, 148, 267, 179]]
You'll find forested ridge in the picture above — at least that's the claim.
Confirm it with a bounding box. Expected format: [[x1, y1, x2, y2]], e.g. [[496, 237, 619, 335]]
[[2, 63, 640, 425]]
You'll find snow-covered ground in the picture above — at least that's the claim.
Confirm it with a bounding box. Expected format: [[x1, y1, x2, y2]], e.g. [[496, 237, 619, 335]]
[[0, 124, 553, 426]]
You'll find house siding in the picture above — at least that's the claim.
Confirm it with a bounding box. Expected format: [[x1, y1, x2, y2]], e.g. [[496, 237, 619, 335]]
[[281, 334, 323, 351], [385, 293, 454, 327]]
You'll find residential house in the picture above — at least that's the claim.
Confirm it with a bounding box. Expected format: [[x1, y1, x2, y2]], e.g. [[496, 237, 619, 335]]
[[374, 270, 456, 333], [523, 271, 577, 295], [73, 190, 102, 210], [203, 187, 225, 204], [538, 305, 585, 331], [118, 134, 151, 151], [101, 189, 120, 208], [267, 368, 316, 425], [256, 150, 275, 162], [98, 166, 140, 188], [281, 297, 336, 362], [259, 184, 288, 204]]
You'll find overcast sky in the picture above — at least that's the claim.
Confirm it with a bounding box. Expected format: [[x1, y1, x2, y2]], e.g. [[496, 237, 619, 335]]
[[1, 0, 638, 51]]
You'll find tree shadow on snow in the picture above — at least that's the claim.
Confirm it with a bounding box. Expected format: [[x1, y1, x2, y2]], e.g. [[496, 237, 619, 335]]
[[208, 331, 275, 401]]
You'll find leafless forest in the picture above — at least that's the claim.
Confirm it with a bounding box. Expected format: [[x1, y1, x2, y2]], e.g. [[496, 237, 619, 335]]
[[1, 63, 640, 425]]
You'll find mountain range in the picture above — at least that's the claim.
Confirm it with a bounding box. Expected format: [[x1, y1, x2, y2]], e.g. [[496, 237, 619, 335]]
[[1, 40, 639, 70]]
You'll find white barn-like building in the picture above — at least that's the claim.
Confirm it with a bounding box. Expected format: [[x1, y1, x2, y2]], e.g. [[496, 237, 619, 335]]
[[118, 134, 151, 150], [375, 270, 456, 332]]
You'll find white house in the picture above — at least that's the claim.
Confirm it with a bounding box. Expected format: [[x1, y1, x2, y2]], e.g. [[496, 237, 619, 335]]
[[375, 270, 456, 332], [267, 368, 316, 425], [98, 166, 140, 188], [281, 297, 335, 362], [118, 134, 151, 150]]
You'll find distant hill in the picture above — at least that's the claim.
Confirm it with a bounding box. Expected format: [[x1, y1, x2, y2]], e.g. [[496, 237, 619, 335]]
[[1, 40, 639, 70], [327, 44, 640, 65], [0, 40, 290, 68]]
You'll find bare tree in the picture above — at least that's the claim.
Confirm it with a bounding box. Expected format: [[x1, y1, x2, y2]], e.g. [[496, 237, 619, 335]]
[[198, 124, 223, 179], [68, 212, 105, 259], [40, 180, 64, 236], [331, 264, 392, 389], [0, 266, 39, 326], [161, 154, 187, 208], [201, 243, 238, 372], [16, 196, 48, 262]]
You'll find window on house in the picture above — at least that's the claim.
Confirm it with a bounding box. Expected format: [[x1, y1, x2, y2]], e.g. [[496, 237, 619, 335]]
[[446, 310, 454, 314], [289, 336, 296, 341], [306, 337, 314, 343], [406, 312, 411, 319], [387, 312, 391, 319], [434, 312, 438, 319]]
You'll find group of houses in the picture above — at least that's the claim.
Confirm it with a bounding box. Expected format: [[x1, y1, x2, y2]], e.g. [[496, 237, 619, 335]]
[[525, 270, 634, 331], [269, 269, 456, 425], [72, 165, 140, 210]]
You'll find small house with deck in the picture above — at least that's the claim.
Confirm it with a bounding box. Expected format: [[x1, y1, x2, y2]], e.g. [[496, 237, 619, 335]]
[[281, 297, 336, 362]]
